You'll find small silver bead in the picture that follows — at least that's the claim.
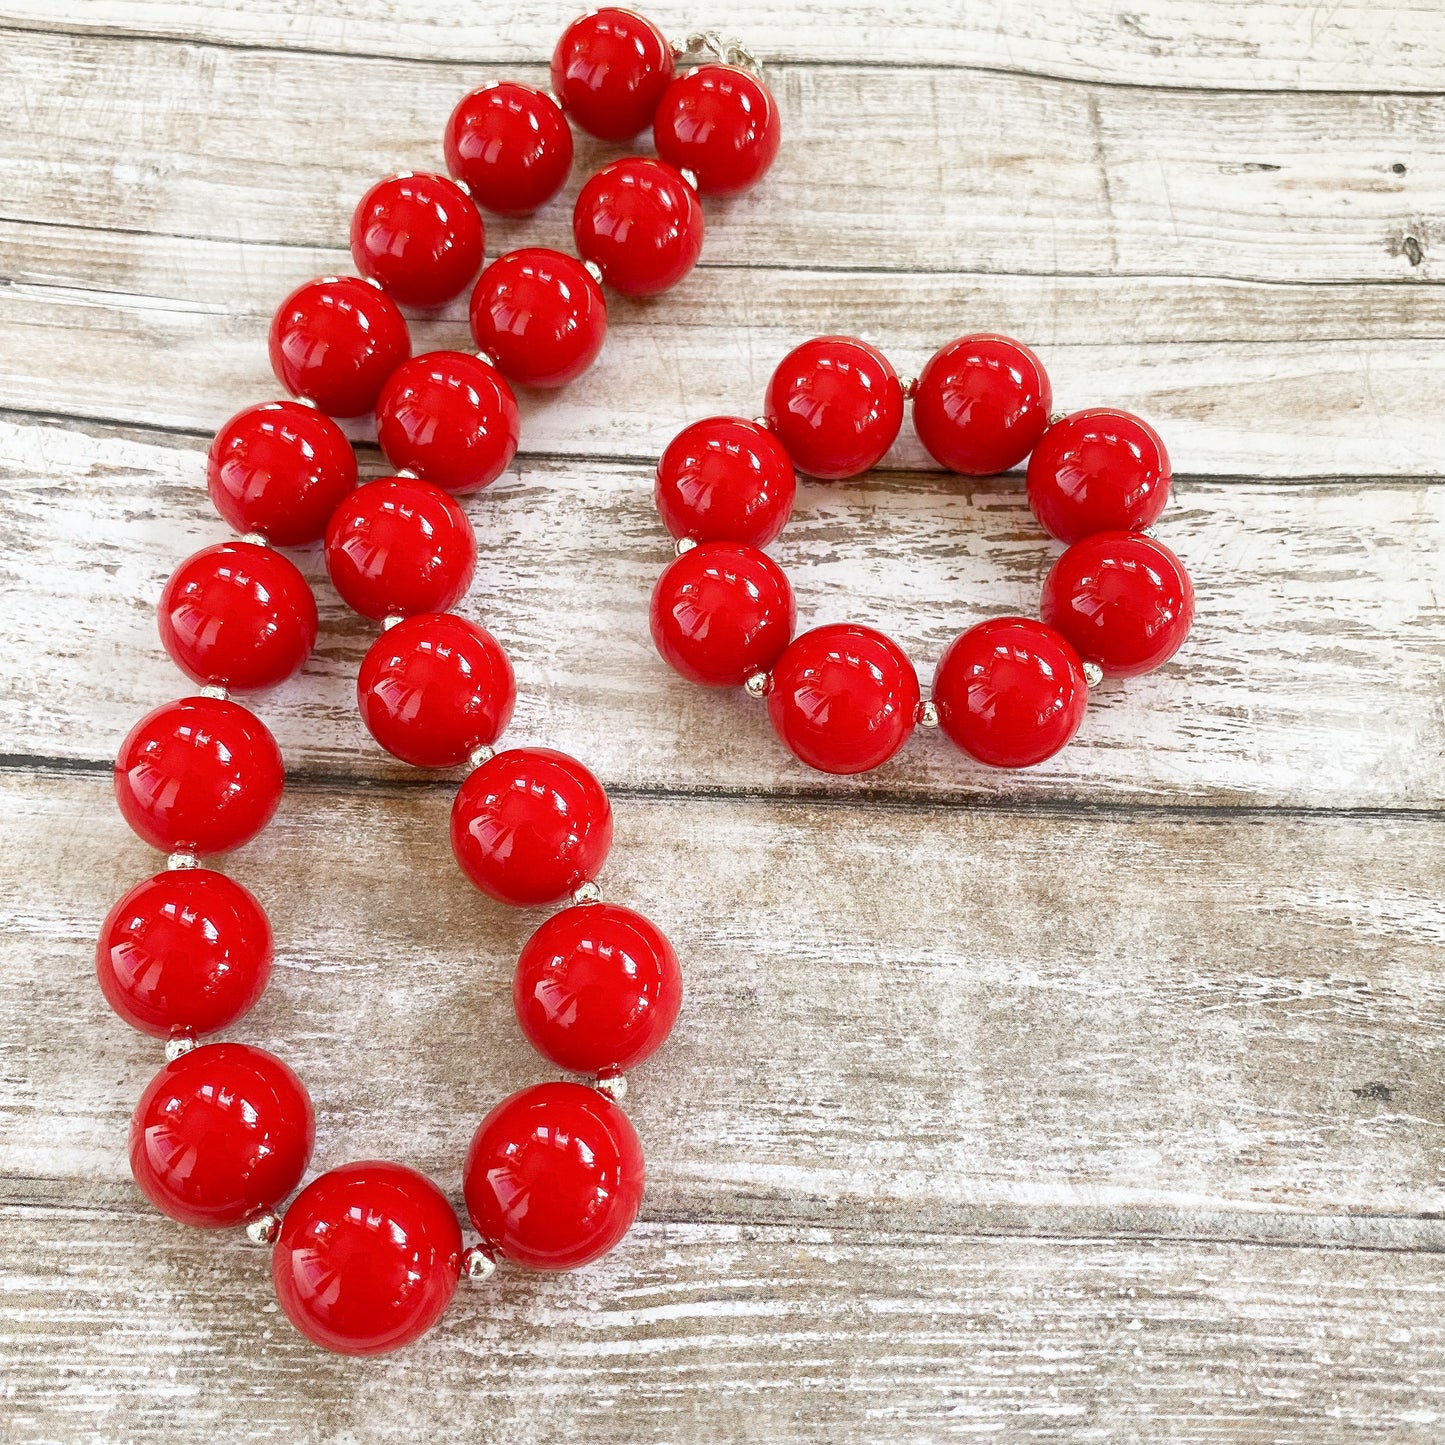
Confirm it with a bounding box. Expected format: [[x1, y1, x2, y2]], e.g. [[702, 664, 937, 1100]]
[[594, 1072, 627, 1104], [751, 415, 773, 431], [199, 683, 229, 701], [462, 1245, 497, 1282], [917, 700, 939, 729], [468, 743, 496, 770], [240, 531, 270, 548], [1048, 410, 1068, 426], [583, 259, 604, 286], [475, 349, 497, 368], [1082, 661, 1104, 687], [165, 1033, 197, 1062], [900, 376, 919, 400], [381, 614, 404, 631], [744, 671, 772, 699], [166, 851, 200, 870], [393, 169, 414, 181], [453, 177, 472, 197], [245, 1212, 281, 1245], [679, 167, 700, 192], [547, 90, 565, 111], [571, 880, 603, 905], [1140, 526, 1159, 540], [674, 536, 698, 557], [395, 468, 419, 479], [295, 395, 319, 410], [362, 275, 386, 291]]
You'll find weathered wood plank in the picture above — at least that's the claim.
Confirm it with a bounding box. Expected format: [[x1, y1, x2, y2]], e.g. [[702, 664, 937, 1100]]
[[4, 0, 1442, 92], [11, 767, 1445, 1223], [3, 221, 1443, 479], [2, 415, 1441, 810], [0, 30, 1434, 283]]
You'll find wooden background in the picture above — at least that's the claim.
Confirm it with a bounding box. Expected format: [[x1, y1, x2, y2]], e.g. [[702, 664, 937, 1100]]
[[2, 1, 1443, 1439]]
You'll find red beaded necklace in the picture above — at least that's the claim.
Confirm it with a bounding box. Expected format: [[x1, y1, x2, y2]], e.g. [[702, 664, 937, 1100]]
[[100, 10, 778, 1358]]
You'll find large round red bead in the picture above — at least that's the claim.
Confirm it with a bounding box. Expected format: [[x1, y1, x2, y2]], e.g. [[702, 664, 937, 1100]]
[[767, 624, 921, 775], [97, 869, 272, 1038], [469, 248, 607, 389], [206, 401, 357, 546], [350, 172, 484, 309], [273, 1162, 461, 1356], [764, 336, 904, 481], [655, 416, 796, 546], [1027, 408, 1171, 543], [324, 478, 476, 620], [573, 158, 704, 298], [932, 617, 1088, 768], [444, 82, 573, 216], [653, 64, 781, 196], [912, 333, 1051, 476], [514, 903, 681, 1074], [375, 351, 519, 495], [650, 542, 795, 687], [551, 9, 674, 141], [1040, 531, 1195, 679], [157, 542, 317, 692], [268, 276, 410, 418], [451, 748, 613, 907], [463, 1082, 644, 1270], [357, 613, 516, 769], [115, 697, 284, 854], [130, 1043, 313, 1227]]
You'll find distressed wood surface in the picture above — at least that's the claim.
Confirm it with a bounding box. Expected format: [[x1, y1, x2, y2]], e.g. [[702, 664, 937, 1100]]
[[1, 0, 1443, 1439]]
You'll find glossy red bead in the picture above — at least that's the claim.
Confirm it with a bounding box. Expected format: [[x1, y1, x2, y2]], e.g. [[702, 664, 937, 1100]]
[[206, 401, 357, 546], [463, 1081, 644, 1270], [269, 276, 410, 418], [913, 333, 1052, 476], [551, 9, 674, 142], [764, 336, 904, 481], [451, 748, 613, 908], [469, 248, 608, 389], [357, 613, 516, 768], [114, 697, 284, 854], [350, 172, 484, 309], [655, 416, 796, 546], [273, 1162, 461, 1356], [97, 869, 272, 1038], [767, 623, 921, 775], [653, 64, 781, 196], [375, 351, 519, 495], [514, 903, 681, 1074], [573, 158, 704, 298], [933, 617, 1088, 769], [324, 479, 476, 620], [130, 1043, 313, 1228], [444, 82, 574, 216], [157, 542, 317, 692], [1040, 531, 1195, 679], [1026, 408, 1172, 543], [651, 542, 795, 687]]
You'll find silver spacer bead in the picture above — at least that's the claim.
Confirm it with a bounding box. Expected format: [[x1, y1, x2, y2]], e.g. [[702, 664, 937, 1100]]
[[1048, 410, 1068, 427], [165, 1032, 197, 1062], [679, 167, 700, 192], [547, 90, 565, 111], [462, 1245, 497, 1282], [475, 349, 497, 368], [744, 671, 773, 699], [751, 414, 774, 431], [674, 536, 698, 557], [453, 177, 472, 197], [240, 531, 270, 548], [166, 851, 201, 870], [583, 259, 604, 287], [594, 1072, 628, 1104], [295, 395, 319, 410], [917, 699, 939, 729], [1139, 526, 1159, 540], [393, 169, 414, 180], [1082, 661, 1104, 688], [245, 1212, 281, 1245], [395, 468, 419, 479], [381, 614, 404, 631], [362, 275, 386, 291], [900, 376, 919, 401], [199, 683, 229, 701], [571, 880, 603, 905], [468, 743, 496, 770]]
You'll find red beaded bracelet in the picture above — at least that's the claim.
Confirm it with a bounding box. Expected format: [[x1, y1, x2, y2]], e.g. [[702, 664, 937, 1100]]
[[100, 9, 778, 1358], [650, 334, 1196, 774]]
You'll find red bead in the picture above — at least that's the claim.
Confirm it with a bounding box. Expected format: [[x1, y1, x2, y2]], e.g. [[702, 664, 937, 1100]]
[[463, 1082, 644, 1270], [130, 1043, 313, 1227], [655, 416, 796, 546], [653, 64, 781, 196], [1040, 531, 1195, 679], [764, 336, 904, 481], [350, 173, 484, 309], [157, 542, 317, 692], [469, 248, 607, 389], [269, 276, 410, 418], [451, 748, 613, 907], [551, 9, 674, 142], [912, 333, 1051, 476], [375, 351, 519, 495], [1026, 408, 1171, 543], [573, 158, 704, 298], [206, 402, 357, 546], [514, 903, 681, 1074], [357, 613, 516, 768], [932, 617, 1088, 769], [115, 697, 284, 854], [97, 869, 272, 1038], [444, 83, 573, 217], [767, 624, 921, 775], [273, 1162, 461, 1356], [324, 479, 476, 620], [650, 542, 795, 687]]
